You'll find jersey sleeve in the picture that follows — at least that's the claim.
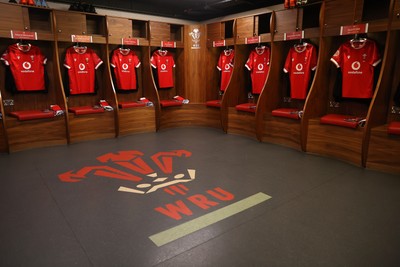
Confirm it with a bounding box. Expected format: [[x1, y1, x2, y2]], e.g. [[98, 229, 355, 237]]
[[217, 53, 222, 71], [63, 49, 72, 69], [330, 45, 342, 68], [283, 48, 292, 73], [370, 41, 381, 67], [134, 54, 141, 68], [310, 45, 318, 71], [0, 49, 10, 66], [91, 51, 103, 70], [245, 52, 253, 71], [110, 51, 117, 68], [150, 54, 157, 69]]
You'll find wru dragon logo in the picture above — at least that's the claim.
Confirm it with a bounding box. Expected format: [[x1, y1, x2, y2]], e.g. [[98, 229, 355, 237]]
[[59, 150, 195, 194]]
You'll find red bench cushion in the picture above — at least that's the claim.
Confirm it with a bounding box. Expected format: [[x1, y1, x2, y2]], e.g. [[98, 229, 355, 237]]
[[118, 102, 146, 109], [320, 114, 362, 129], [272, 108, 301, 120], [235, 103, 256, 113], [388, 121, 400, 135], [160, 100, 183, 107], [9, 110, 54, 121], [206, 100, 221, 108], [68, 106, 105, 115]]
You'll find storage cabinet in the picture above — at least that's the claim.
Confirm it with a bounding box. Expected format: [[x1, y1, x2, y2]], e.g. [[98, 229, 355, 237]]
[[54, 11, 116, 144], [304, 0, 391, 166], [0, 3, 67, 152], [106, 15, 155, 136]]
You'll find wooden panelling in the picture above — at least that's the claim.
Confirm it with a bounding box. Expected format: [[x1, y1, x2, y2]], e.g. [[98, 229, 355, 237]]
[[393, 0, 400, 29], [0, 120, 8, 153], [307, 118, 364, 166], [6, 116, 67, 152], [323, 0, 356, 37], [118, 107, 156, 136], [107, 16, 132, 44], [274, 9, 298, 41], [0, 4, 24, 34], [262, 114, 301, 150], [68, 112, 115, 143], [236, 16, 255, 44], [160, 104, 221, 129], [367, 125, 400, 174], [207, 22, 223, 42], [227, 107, 256, 139], [150, 21, 170, 45], [184, 24, 207, 103], [54, 11, 86, 39]]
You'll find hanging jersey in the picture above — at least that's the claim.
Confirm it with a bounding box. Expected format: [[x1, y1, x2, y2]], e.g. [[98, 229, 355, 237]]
[[284, 43, 318, 99], [217, 49, 234, 91], [64, 46, 103, 95], [110, 48, 141, 91], [330, 39, 381, 98], [245, 46, 270, 94], [1, 43, 47, 92], [150, 50, 175, 88]]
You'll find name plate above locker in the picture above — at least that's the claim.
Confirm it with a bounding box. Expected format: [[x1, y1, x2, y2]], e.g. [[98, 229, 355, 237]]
[[340, 23, 369, 35], [213, 40, 226, 47], [10, 30, 37, 40], [161, 41, 176, 48], [122, 38, 140, 46], [284, 31, 304, 41], [245, 36, 261, 44], [71, 35, 93, 43]]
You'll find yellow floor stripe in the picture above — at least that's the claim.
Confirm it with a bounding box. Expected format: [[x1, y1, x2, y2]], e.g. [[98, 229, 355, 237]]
[[149, 192, 272, 247]]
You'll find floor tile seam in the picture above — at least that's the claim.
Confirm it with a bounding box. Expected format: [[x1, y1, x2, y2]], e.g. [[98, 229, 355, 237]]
[[152, 170, 349, 266], [35, 165, 95, 267]]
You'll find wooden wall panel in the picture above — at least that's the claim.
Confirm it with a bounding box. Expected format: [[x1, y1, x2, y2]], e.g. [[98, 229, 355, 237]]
[[262, 114, 301, 150], [236, 16, 254, 44], [107, 16, 132, 44], [184, 24, 207, 103], [149, 21, 170, 45], [6, 116, 67, 152], [68, 112, 115, 143], [227, 108, 256, 139], [118, 108, 156, 136], [307, 118, 364, 166]]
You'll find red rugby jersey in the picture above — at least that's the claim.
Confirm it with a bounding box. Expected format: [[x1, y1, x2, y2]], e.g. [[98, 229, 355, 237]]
[[245, 46, 271, 94], [283, 43, 317, 99], [110, 48, 141, 91], [330, 39, 381, 99], [150, 50, 175, 89], [64, 46, 103, 95], [217, 49, 234, 91], [1, 43, 47, 92]]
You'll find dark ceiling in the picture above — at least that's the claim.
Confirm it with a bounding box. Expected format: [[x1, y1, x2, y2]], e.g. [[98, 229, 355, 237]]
[[51, 0, 283, 21]]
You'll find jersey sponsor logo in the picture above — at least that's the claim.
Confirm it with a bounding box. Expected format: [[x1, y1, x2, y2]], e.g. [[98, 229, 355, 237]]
[[21, 61, 34, 73], [122, 63, 129, 71], [79, 63, 86, 71], [257, 63, 264, 71], [349, 61, 362, 74], [224, 63, 231, 71], [293, 63, 305, 74]]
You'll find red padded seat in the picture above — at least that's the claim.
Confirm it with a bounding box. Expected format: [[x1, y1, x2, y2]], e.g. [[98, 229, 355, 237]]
[[388, 121, 400, 135], [206, 100, 221, 108], [160, 100, 183, 107], [235, 103, 256, 113], [9, 110, 54, 121], [272, 108, 301, 120], [118, 102, 146, 109], [320, 114, 363, 129], [68, 106, 105, 115]]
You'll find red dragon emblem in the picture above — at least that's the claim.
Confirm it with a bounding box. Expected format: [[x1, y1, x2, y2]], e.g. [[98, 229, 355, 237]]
[[58, 150, 196, 194]]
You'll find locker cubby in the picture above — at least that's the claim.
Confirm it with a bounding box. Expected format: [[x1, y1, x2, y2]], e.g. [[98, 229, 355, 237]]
[[304, 1, 389, 166], [236, 13, 272, 45], [55, 11, 117, 144], [149, 21, 184, 48], [54, 10, 107, 43], [0, 39, 67, 152], [206, 20, 235, 47], [0, 3, 54, 40], [106, 16, 156, 136], [225, 43, 265, 139], [366, 28, 400, 174]]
